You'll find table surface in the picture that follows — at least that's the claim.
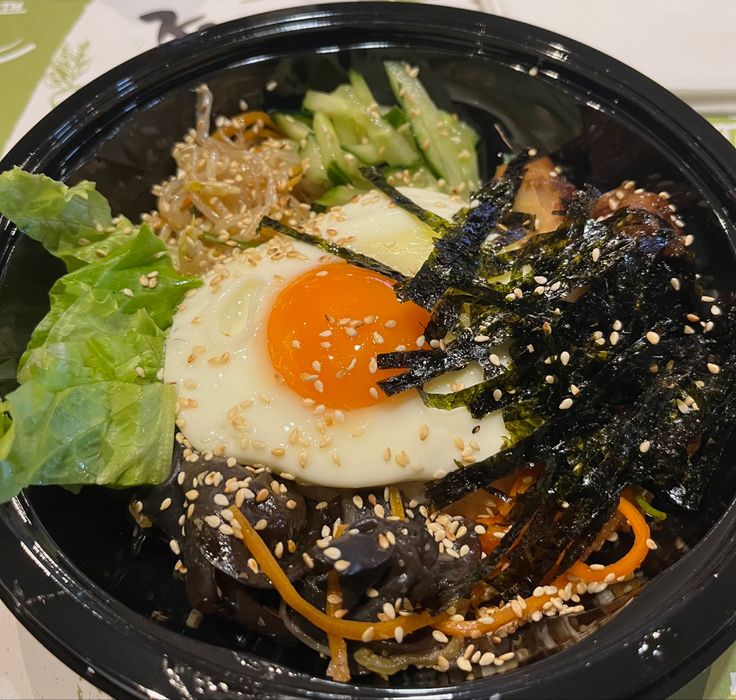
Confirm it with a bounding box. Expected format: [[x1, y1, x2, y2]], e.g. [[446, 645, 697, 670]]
[[1, 1, 735, 698]]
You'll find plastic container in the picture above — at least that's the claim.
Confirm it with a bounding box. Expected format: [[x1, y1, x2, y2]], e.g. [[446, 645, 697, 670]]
[[1, 4, 736, 698]]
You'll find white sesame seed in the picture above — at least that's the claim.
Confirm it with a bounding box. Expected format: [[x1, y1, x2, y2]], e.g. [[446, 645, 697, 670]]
[[711, 305, 722, 316], [361, 626, 376, 642], [670, 278, 681, 291], [369, 387, 379, 399], [646, 538, 657, 550], [646, 331, 660, 345], [324, 546, 342, 560], [169, 539, 180, 555], [707, 362, 720, 374], [493, 389, 503, 401], [683, 325, 695, 335], [160, 497, 172, 511], [213, 493, 229, 507], [639, 440, 651, 454], [122, 287, 134, 298], [609, 331, 620, 346], [560, 351, 570, 366], [592, 247, 600, 262], [489, 353, 501, 366], [612, 320, 623, 331], [394, 626, 405, 643], [559, 398, 573, 410]]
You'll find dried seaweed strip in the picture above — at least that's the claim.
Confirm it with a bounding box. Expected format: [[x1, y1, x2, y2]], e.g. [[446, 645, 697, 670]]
[[258, 216, 408, 283]]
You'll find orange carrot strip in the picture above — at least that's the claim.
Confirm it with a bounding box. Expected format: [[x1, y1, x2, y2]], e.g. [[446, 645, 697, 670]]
[[568, 497, 650, 583], [435, 575, 570, 638]]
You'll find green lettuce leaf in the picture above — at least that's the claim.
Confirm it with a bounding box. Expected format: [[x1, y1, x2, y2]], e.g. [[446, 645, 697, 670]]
[[0, 168, 115, 270], [0, 170, 202, 502], [0, 381, 175, 502]]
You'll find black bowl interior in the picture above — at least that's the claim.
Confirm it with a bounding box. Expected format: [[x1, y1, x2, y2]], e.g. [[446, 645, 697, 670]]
[[2, 5, 736, 699]]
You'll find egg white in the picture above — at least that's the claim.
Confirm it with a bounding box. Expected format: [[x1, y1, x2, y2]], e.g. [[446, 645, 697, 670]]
[[164, 188, 508, 488]]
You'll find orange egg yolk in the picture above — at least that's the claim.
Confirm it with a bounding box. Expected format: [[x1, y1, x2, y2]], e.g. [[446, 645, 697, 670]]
[[267, 262, 430, 410]]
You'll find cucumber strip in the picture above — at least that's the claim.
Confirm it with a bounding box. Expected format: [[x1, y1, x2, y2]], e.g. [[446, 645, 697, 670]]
[[299, 134, 329, 189], [331, 114, 363, 145], [348, 69, 376, 106], [313, 185, 360, 211], [272, 112, 311, 142], [342, 142, 382, 165], [313, 112, 369, 187], [383, 165, 438, 190], [306, 87, 419, 169], [381, 105, 408, 129], [384, 60, 478, 193]]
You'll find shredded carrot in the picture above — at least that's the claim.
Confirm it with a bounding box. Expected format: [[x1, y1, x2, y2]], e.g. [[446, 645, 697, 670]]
[[568, 497, 650, 583], [228, 506, 444, 641], [435, 575, 571, 638], [388, 487, 406, 519], [326, 571, 351, 682]]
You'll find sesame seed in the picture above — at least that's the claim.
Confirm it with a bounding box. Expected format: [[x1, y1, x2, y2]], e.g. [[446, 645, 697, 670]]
[[479, 652, 495, 666], [534, 275, 547, 284], [369, 387, 379, 399], [683, 325, 695, 335], [361, 626, 376, 642], [613, 320, 623, 331], [559, 398, 573, 410], [492, 389, 503, 401], [711, 305, 722, 316], [592, 247, 600, 262], [670, 278, 681, 291], [432, 629, 449, 643], [160, 497, 172, 511], [302, 552, 314, 569], [185, 489, 199, 501], [646, 331, 660, 345], [684, 234, 694, 246], [416, 335, 426, 348], [646, 538, 657, 550], [382, 602, 396, 619], [560, 351, 570, 366], [394, 626, 405, 643], [457, 657, 472, 672], [324, 546, 342, 560], [122, 287, 134, 298], [368, 357, 378, 374], [286, 499, 298, 510], [254, 518, 268, 531], [489, 353, 501, 366], [639, 440, 651, 454], [707, 362, 721, 374], [384, 319, 397, 328], [334, 560, 350, 572], [213, 493, 229, 507], [610, 331, 620, 346], [169, 539, 180, 555]]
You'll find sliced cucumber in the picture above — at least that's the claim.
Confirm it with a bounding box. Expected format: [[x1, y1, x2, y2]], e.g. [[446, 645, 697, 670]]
[[313, 112, 369, 188], [272, 112, 311, 143], [342, 142, 382, 165], [313, 185, 360, 211], [297, 134, 330, 200], [306, 87, 419, 169], [384, 60, 479, 193], [347, 69, 375, 107], [383, 165, 439, 190]]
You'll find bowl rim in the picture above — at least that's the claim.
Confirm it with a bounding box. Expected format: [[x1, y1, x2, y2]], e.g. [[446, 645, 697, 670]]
[[2, 3, 736, 699]]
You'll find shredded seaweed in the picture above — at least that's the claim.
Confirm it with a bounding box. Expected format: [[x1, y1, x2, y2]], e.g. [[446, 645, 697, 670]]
[[258, 157, 736, 601], [258, 216, 407, 283]]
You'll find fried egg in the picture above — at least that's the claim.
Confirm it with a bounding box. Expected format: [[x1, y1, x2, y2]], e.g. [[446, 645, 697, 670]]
[[164, 188, 508, 488]]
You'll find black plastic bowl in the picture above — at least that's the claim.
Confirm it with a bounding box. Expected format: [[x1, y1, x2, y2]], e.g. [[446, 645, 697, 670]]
[[2, 4, 736, 699]]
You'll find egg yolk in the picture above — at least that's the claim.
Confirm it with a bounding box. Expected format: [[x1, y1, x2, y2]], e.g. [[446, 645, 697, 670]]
[[267, 262, 430, 410]]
